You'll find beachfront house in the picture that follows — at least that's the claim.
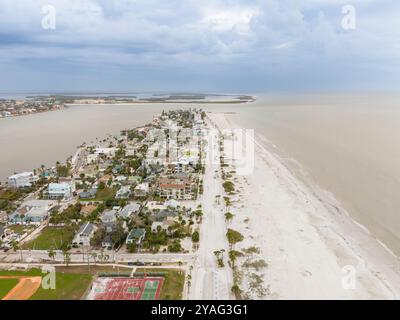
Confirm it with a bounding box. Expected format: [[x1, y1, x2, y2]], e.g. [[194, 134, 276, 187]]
[[7, 172, 38, 188], [78, 188, 97, 199], [133, 182, 149, 198], [146, 201, 167, 211], [157, 176, 196, 200], [9, 200, 55, 225], [118, 203, 141, 219], [116, 186, 131, 199], [152, 209, 177, 221], [165, 199, 180, 209], [72, 222, 97, 247], [95, 147, 115, 157], [126, 228, 146, 246], [47, 183, 73, 200], [100, 209, 118, 225], [169, 147, 200, 174], [101, 234, 114, 250]]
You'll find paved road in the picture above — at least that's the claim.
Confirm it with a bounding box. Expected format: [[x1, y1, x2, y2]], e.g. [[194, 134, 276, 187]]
[[71, 148, 86, 175], [190, 123, 233, 300], [0, 250, 195, 264]]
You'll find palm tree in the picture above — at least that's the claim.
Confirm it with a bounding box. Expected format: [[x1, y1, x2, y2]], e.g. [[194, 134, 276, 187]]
[[91, 252, 98, 264], [48, 248, 56, 263], [187, 274, 192, 297], [225, 212, 234, 224], [86, 248, 92, 273], [65, 252, 71, 266], [12, 240, 22, 262], [62, 247, 71, 266]]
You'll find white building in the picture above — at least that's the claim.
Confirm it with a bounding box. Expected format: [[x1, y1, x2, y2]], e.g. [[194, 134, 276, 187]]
[[95, 147, 115, 157], [146, 201, 167, 211], [9, 200, 55, 225], [72, 222, 97, 247], [86, 154, 99, 164], [165, 199, 180, 208], [118, 203, 141, 219], [116, 186, 131, 199], [133, 182, 149, 197], [100, 209, 118, 224], [47, 183, 73, 200], [8, 172, 38, 188]]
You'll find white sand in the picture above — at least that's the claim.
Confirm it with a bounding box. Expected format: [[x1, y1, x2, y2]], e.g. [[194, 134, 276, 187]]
[[208, 111, 400, 300]]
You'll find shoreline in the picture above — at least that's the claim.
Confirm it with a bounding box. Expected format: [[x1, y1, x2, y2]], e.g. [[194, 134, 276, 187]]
[[254, 132, 400, 260], [0, 106, 64, 120], [208, 111, 400, 299]]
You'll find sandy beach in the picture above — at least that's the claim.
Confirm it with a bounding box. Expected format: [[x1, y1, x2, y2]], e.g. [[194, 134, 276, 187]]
[[208, 111, 400, 299]]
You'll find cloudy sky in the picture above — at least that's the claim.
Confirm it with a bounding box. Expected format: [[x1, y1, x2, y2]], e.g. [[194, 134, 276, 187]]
[[0, 0, 399, 93]]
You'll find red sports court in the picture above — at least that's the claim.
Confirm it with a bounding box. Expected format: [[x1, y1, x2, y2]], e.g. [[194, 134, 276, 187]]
[[90, 277, 164, 300]]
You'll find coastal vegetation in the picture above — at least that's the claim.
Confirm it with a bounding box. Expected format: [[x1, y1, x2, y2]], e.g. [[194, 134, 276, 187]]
[[228, 250, 244, 268], [56, 163, 71, 177], [226, 228, 244, 248], [222, 181, 235, 193], [191, 230, 199, 243], [168, 240, 183, 253], [224, 212, 234, 223], [242, 246, 260, 255], [242, 259, 268, 271], [214, 249, 225, 268]]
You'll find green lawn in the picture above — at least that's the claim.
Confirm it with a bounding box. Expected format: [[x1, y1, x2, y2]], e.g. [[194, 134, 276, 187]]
[[137, 268, 185, 300], [94, 187, 117, 201], [80, 187, 116, 202], [31, 272, 92, 300], [7, 224, 34, 235], [0, 269, 92, 300], [22, 227, 76, 250], [0, 278, 19, 299]]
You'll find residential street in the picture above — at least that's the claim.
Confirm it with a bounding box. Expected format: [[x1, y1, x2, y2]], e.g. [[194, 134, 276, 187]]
[[190, 125, 232, 300], [0, 250, 195, 264]]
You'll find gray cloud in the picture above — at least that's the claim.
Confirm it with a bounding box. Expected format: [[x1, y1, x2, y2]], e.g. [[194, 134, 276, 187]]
[[0, 0, 399, 92]]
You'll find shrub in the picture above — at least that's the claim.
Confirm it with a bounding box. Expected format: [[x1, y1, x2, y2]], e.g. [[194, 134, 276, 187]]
[[191, 231, 200, 243], [222, 181, 235, 193], [226, 228, 244, 246]]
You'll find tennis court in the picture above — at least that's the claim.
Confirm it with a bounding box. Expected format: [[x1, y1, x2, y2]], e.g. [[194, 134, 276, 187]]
[[87, 277, 164, 300]]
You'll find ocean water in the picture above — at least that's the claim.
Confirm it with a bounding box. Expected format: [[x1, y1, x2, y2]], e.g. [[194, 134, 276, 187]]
[[226, 94, 400, 256]]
